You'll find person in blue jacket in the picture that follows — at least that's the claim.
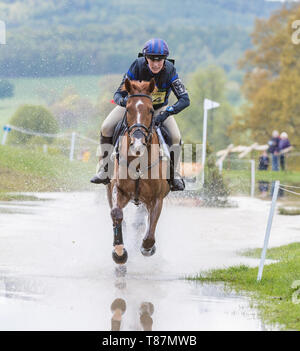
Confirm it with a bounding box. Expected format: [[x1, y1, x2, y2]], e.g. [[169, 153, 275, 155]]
[[91, 38, 190, 191], [278, 132, 292, 170]]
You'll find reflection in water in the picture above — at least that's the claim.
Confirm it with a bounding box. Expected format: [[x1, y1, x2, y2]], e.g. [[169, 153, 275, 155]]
[[0, 208, 35, 215], [114, 265, 127, 290], [110, 298, 154, 331], [139, 302, 154, 331], [258, 181, 269, 198], [112, 266, 154, 331], [0, 273, 42, 301], [111, 298, 126, 331], [115, 265, 127, 278], [114, 278, 127, 290]]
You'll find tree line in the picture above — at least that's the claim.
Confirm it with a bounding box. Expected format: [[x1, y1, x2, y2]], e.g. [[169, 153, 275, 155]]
[[0, 0, 281, 78], [231, 4, 300, 148]]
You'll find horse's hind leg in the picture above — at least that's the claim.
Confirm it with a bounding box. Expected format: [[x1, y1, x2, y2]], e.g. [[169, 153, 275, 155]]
[[111, 185, 130, 264], [141, 198, 163, 257]]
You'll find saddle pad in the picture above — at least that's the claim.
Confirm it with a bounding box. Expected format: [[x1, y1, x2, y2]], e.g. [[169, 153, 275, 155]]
[[112, 119, 127, 146]]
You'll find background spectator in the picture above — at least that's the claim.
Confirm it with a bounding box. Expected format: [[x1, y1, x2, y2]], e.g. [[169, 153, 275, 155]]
[[267, 130, 280, 171], [258, 150, 269, 170], [258, 150, 269, 197], [279, 132, 292, 170]]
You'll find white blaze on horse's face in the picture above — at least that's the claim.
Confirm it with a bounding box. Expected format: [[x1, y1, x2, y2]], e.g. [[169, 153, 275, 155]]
[[129, 99, 147, 157], [136, 99, 143, 123]]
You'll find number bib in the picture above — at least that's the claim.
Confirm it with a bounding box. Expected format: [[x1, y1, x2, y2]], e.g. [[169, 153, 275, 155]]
[[151, 90, 167, 106]]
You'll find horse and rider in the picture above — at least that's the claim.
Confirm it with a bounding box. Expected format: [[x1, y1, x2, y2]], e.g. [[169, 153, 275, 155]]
[[90, 38, 190, 264]]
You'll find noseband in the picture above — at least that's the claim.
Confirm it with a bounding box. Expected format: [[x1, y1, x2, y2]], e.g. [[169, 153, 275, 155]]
[[126, 94, 154, 145]]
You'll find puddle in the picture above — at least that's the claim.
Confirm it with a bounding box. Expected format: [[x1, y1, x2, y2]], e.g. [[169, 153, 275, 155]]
[[0, 192, 296, 330], [0, 271, 270, 331]]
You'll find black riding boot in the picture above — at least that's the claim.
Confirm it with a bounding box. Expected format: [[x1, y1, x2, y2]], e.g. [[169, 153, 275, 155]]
[[90, 134, 114, 185], [169, 144, 185, 191]]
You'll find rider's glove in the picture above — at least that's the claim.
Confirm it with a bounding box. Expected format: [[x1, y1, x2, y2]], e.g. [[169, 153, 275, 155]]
[[155, 106, 174, 126], [119, 96, 128, 107], [166, 106, 175, 114]]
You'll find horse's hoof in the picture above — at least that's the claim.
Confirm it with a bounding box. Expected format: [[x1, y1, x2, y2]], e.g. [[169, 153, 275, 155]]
[[112, 248, 128, 264], [141, 245, 156, 257]]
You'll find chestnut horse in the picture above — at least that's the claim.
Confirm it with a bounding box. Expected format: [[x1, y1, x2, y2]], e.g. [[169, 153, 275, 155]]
[[106, 78, 170, 264]]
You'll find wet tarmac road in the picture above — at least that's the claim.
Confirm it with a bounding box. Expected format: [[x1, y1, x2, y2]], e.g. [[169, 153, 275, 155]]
[[0, 192, 298, 330]]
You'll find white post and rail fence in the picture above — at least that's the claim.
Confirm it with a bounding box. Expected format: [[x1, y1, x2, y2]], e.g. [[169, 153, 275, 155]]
[[217, 158, 256, 197], [1, 124, 98, 161], [201, 98, 220, 185]]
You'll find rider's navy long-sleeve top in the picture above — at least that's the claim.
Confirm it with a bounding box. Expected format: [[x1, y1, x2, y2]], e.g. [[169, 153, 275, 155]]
[[113, 57, 190, 114]]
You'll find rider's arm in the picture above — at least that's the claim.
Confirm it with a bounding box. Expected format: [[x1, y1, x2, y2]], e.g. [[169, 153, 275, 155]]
[[169, 69, 190, 114], [113, 60, 138, 106]]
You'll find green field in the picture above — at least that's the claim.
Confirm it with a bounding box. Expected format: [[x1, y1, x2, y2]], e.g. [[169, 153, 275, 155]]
[[0, 75, 104, 130], [0, 144, 96, 193], [1, 141, 299, 196], [189, 243, 300, 330], [223, 169, 300, 197]]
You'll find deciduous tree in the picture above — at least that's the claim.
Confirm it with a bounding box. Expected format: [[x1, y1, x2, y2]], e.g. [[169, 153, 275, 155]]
[[231, 4, 300, 147]]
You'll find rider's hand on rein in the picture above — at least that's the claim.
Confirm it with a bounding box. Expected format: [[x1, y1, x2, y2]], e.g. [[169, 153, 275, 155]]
[[155, 110, 170, 126], [120, 96, 129, 107], [154, 106, 174, 126]]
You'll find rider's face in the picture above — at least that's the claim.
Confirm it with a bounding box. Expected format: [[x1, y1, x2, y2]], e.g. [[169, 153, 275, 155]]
[[147, 57, 164, 74]]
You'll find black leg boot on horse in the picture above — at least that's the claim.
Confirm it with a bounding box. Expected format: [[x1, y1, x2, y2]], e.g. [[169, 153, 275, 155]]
[[90, 134, 114, 184], [169, 144, 185, 191], [111, 206, 128, 265]]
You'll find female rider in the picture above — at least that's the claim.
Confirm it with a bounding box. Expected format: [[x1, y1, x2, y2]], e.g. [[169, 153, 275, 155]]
[[91, 38, 190, 191]]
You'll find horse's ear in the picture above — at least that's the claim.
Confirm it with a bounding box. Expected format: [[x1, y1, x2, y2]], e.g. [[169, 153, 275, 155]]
[[148, 78, 156, 94], [125, 78, 132, 93]]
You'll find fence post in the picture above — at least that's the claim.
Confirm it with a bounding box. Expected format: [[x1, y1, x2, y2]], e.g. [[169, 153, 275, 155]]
[[218, 160, 223, 174], [250, 159, 255, 197], [69, 132, 76, 161], [0, 20, 6, 45], [1, 125, 10, 145], [257, 180, 280, 281]]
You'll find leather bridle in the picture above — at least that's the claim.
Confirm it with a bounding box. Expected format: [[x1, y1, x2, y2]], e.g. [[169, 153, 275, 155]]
[[125, 94, 155, 146]]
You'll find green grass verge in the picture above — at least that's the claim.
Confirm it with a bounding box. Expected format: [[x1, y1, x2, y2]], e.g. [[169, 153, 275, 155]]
[[189, 242, 300, 330], [278, 207, 300, 216], [0, 145, 96, 192], [226, 169, 300, 184], [223, 169, 300, 196]]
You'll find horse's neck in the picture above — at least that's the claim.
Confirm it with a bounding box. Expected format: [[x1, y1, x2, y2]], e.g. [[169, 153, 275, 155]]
[[118, 133, 160, 168]]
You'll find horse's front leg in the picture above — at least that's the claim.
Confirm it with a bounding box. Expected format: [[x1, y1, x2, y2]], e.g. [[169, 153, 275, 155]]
[[106, 183, 113, 209], [141, 198, 163, 257], [111, 184, 130, 264]]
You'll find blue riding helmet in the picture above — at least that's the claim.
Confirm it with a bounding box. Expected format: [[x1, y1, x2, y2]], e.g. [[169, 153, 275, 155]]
[[142, 38, 169, 60]]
